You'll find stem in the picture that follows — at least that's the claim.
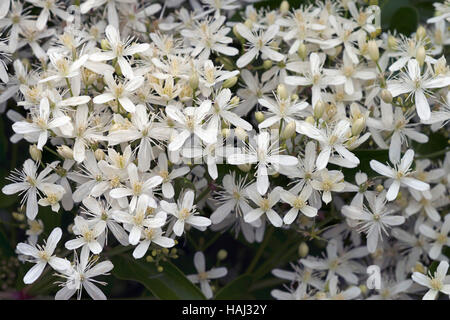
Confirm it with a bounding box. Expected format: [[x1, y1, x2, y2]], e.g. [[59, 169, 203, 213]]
[[44, 145, 64, 160], [245, 227, 274, 274]]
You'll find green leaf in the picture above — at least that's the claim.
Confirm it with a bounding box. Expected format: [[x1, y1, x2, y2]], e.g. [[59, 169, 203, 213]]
[[111, 254, 206, 300], [389, 6, 419, 35], [215, 274, 253, 300]]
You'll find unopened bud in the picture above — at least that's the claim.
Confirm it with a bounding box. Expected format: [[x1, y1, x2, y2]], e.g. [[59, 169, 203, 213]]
[[376, 184, 384, 192], [217, 249, 228, 261], [100, 39, 111, 51], [305, 116, 315, 125], [281, 121, 297, 140], [238, 163, 251, 172], [413, 262, 425, 274], [230, 96, 240, 106], [95, 149, 105, 161], [221, 128, 230, 138], [416, 26, 427, 40], [352, 117, 365, 136], [297, 43, 307, 60], [380, 89, 393, 104], [57, 145, 74, 159], [29, 144, 42, 161], [280, 0, 289, 13], [368, 40, 379, 61], [255, 111, 265, 123], [222, 76, 238, 88], [298, 242, 309, 258], [387, 35, 398, 50], [313, 100, 325, 119], [189, 72, 199, 90], [416, 46, 426, 67], [277, 84, 288, 100], [359, 284, 368, 295], [291, 94, 299, 101], [235, 127, 248, 141], [157, 266, 164, 272], [262, 60, 273, 69]]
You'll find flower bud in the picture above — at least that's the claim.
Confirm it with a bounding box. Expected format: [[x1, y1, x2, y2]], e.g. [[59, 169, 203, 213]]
[[416, 26, 427, 40], [305, 116, 315, 125], [368, 40, 379, 61], [387, 35, 398, 50], [262, 60, 273, 69], [244, 19, 253, 29], [238, 163, 251, 172], [416, 46, 426, 67], [57, 145, 74, 159], [277, 84, 288, 100], [298, 242, 309, 258], [313, 100, 325, 119], [217, 249, 228, 261], [280, 0, 289, 13], [380, 89, 393, 104], [359, 284, 368, 295], [235, 127, 248, 141], [352, 117, 365, 136], [413, 262, 425, 274], [100, 39, 111, 51], [291, 94, 299, 101], [376, 184, 384, 192], [29, 144, 42, 161], [230, 96, 240, 106], [221, 128, 230, 138], [297, 43, 307, 60], [222, 76, 238, 88], [281, 121, 296, 140], [189, 72, 199, 90], [95, 148, 105, 161], [255, 111, 265, 123]]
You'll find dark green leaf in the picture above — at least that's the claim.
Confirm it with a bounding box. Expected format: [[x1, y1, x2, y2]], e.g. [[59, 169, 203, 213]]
[[389, 6, 419, 35], [215, 274, 253, 300], [111, 254, 206, 300]]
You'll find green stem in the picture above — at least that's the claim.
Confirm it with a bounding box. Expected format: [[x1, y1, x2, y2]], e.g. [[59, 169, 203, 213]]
[[245, 227, 274, 274]]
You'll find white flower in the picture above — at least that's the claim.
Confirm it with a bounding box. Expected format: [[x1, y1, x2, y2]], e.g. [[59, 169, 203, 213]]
[[55, 249, 114, 300], [310, 169, 345, 204], [296, 120, 360, 170], [370, 149, 430, 201], [227, 130, 298, 195], [342, 192, 405, 253], [37, 183, 66, 212], [27, 0, 73, 30], [166, 100, 217, 151], [2, 159, 58, 219], [113, 194, 167, 246], [16, 227, 70, 284], [132, 227, 175, 259], [89, 25, 149, 78], [12, 97, 71, 150], [82, 197, 129, 246], [387, 59, 450, 121], [210, 172, 253, 224], [235, 24, 284, 68], [65, 216, 106, 255], [181, 15, 238, 60], [93, 72, 144, 113], [245, 184, 282, 227], [285, 53, 345, 108], [419, 215, 450, 260], [280, 184, 318, 224], [161, 190, 211, 237], [187, 251, 227, 299], [153, 152, 190, 199], [412, 261, 450, 300]]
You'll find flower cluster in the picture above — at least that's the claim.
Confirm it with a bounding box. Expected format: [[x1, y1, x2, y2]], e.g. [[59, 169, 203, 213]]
[[0, 0, 449, 300]]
